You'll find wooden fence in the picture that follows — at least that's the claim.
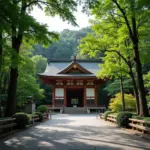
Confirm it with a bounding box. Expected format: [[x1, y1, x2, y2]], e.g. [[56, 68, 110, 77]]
[[100, 113, 104, 119], [100, 114, 150, 135], [107, 115, 117, 123], [129, 118, 150, 134], [0, 113, 49, 136], [43, 113, 48, 119], [0, 118, 17, 132], [31, 115, 40, 124]]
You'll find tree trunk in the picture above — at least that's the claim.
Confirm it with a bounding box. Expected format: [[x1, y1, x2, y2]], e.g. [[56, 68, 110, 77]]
[[0, 32, 2, 94], [5, 0, 26, 117], [130, 71, 140, 115], [0, 31, 3, 117], [5, 36, 22, 117], [132, 17, 149, 117], [0, 100, 2, 118], [2, 73, 9, 94], [133, 47, 149, 116], [120, 76, 125, 111], [0, 31, 2, 72], [5, 67, 18, 116]]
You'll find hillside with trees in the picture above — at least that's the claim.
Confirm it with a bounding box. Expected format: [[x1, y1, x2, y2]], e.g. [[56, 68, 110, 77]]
[[32, 27, 91, 59]]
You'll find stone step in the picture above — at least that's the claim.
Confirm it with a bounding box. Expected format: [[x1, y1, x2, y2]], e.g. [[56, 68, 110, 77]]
[[63, 107, 86, 114]]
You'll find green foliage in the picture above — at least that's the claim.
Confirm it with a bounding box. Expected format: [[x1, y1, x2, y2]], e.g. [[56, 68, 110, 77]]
[[34, 112, 44, 122], [32, 55, 52, 105], [16, 48, 45, 106], [37, 105, 48, 113], [116, 112, 133, 128], [33, 28, 91, 59], [78, 0, 150, 117], [104, 79, 133, 96], [1, 0, 79, 117], [32, 55, 47, 74], [12, 113, 29, 129], [104, 110, 112, 121], [109, 93, 136, 112], [97, 84, 110, 106]]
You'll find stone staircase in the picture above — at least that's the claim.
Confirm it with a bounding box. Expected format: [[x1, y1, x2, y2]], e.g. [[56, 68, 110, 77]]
[[63, 107, 87, 114]]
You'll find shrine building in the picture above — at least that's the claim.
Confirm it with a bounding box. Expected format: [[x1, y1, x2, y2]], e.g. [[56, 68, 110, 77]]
[[38, 58, 107, 113]]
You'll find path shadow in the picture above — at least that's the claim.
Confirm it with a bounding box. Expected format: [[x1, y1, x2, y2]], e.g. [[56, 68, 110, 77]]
[[0, 115, 149, 150]]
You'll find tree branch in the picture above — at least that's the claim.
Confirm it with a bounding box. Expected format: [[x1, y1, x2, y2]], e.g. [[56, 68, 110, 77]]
[[87, 45, 132, 70], [112, 0, 133, 40], [24, 0, 56, 10]]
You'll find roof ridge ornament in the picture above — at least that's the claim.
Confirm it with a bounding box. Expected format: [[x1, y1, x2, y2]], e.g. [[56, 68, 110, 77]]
[[73, 55, 77, 61]]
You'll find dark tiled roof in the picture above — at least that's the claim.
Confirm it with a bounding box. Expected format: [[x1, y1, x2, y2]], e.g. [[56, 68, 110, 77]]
[[38, 59, 101, 77]]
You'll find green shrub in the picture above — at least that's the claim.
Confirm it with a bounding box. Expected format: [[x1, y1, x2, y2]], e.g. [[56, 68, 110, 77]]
[[34, 112, 44, 122], [109, 93, 136, 112], [12, 113, 29, 129], [37, 105, 48, 113], [104, 110, 112, 121], [116, 112, 133, 128]]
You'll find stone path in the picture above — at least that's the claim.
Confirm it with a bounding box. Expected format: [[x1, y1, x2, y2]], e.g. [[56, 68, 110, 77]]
[[0, 114, 150, 150]]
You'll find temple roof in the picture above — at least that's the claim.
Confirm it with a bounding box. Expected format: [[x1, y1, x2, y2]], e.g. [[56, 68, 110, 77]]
[[38, 59, 101, 78]]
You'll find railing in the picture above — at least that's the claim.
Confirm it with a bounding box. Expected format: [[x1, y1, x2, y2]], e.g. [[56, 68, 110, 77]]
[[43, 113, 48, 119], [0, 113, 49, 135], [31, 115, 39, 124], [129, 118, 150, 134], [32, 113, 48, 121], [107, 115, 117, 123], [100, 113, 104, 119], [0, 118, 17, 133]]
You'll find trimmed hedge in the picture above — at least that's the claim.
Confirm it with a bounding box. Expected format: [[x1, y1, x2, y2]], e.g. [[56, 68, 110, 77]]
[[12, 113, 29, 129], [37, 105, 48, 113], [34, 112, 44, 122], [104, 110, 112, 121], [116, 112, 133, 128]]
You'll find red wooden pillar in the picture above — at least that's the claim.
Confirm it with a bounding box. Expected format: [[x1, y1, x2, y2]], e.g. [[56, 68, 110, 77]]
[[64, 86, 67, 106], [84, 86, 86, 106], [52, 86, 55, 107], [95, 86, 98, 106]]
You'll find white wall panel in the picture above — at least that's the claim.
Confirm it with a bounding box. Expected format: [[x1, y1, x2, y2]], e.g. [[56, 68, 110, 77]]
[[55, 88, 64, 97], [86, 88, 95, 97]]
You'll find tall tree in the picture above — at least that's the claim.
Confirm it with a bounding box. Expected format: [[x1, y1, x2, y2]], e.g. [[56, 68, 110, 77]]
[[5, 0, 77, 116], [79, 0, 150, 116], [111, 0, 150, 117], [79, 23, 140, 114], [97, 52, 129, 111]]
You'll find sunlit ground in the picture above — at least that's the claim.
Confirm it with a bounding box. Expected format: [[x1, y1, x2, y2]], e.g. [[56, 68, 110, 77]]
[[0, 114, 150, 150]]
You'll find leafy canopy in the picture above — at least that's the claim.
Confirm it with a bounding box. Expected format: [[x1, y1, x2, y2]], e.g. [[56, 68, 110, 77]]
[[109, 93, 136, 112]]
